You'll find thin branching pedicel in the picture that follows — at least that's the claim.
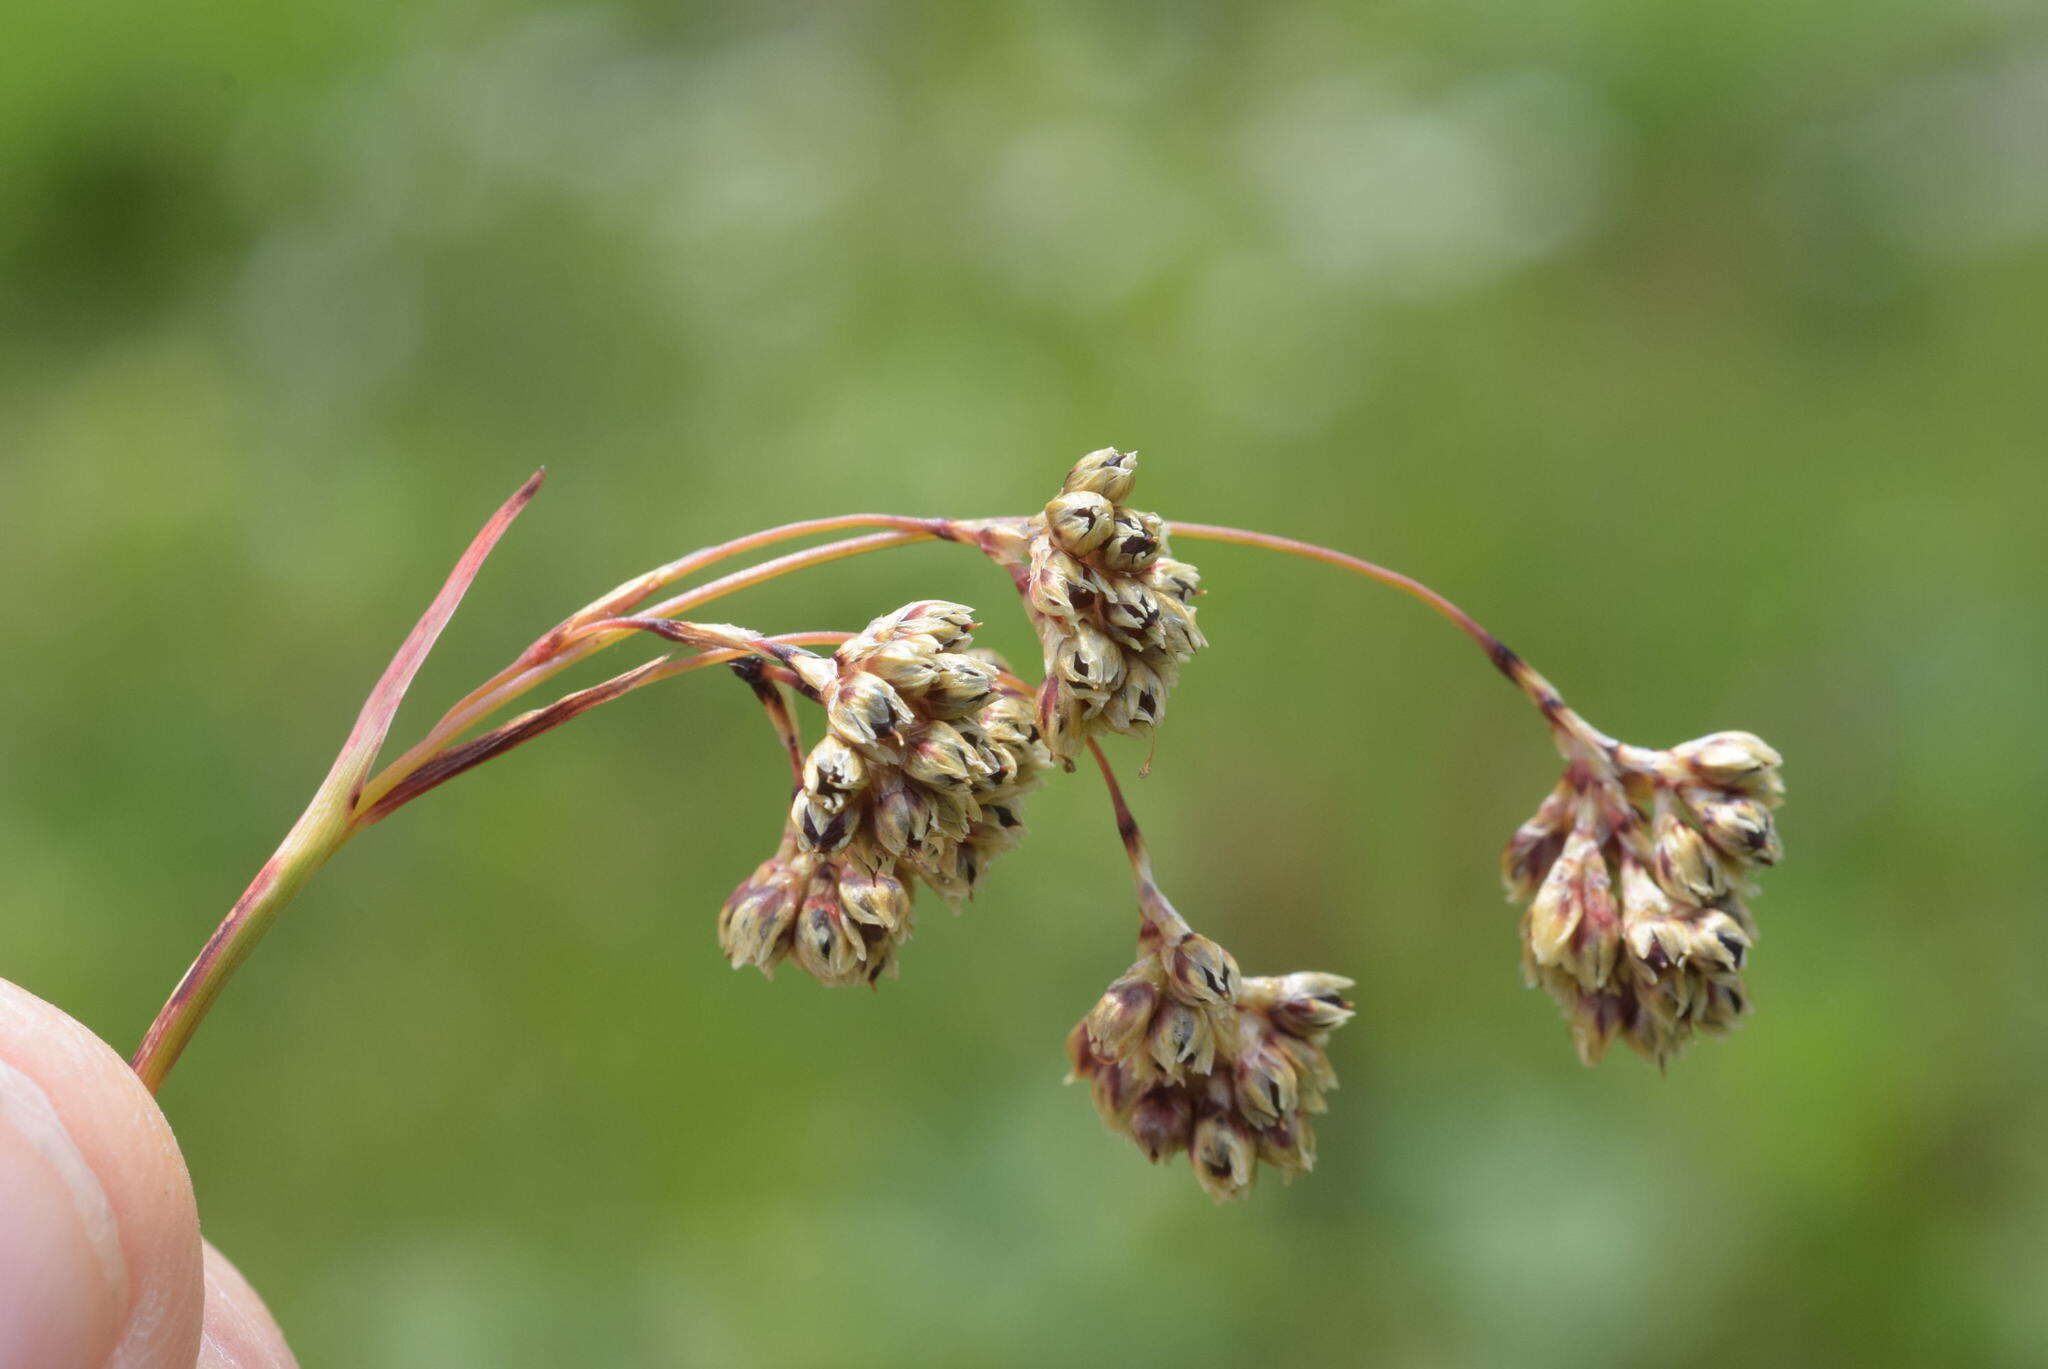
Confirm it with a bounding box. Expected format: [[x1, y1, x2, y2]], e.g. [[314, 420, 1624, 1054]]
[[131, 447, 1785, 1204]]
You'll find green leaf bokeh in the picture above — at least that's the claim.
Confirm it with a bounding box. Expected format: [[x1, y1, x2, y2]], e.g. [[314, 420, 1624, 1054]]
[[3, 3, 2043, 1365]]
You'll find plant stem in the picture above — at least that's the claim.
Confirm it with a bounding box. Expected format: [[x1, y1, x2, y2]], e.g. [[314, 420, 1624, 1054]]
[[579, 515, 945, 623], [144, 497, 1598, 1093], [439, 514, 936, 729], [359, 528, 941, 811], [732, 658, 807, 788], [353, 631, 849, 828], [132, 470, 549, 1092], [135, 628, 845, 1092], [130, 755, 355, 1091], [1167, 522, 1612, 753], [1084, 737, 1188, 944]]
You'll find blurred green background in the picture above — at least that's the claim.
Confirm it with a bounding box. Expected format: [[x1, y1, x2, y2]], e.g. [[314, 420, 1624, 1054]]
[[3, 2, 2044, 1365]]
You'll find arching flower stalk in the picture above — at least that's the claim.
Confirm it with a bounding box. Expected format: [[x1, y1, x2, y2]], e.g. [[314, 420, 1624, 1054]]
[[128, 449, 1786, 1202]]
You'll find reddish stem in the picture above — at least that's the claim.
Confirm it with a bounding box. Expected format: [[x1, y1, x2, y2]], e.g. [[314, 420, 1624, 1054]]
[[360, 528, 941, 810], [1167, 521, 1609, 751], [1085, 737, 1188, 944], [131, 470, 547, 1091], [732, 658, 807, 788]]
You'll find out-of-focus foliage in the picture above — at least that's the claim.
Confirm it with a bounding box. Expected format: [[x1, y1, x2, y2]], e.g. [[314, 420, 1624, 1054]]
[[3, 2, 2044, 1365]]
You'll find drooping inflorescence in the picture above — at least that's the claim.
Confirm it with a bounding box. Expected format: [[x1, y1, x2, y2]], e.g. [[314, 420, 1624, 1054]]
[[1022, 449, 1207, 762], [1048, 728, 1355, 1203], [1065, 922, 1354, 1202], [1503, 728, 1785, 1065], [134, 444, 1789, 1197], [700, 449, 1786, 1196]]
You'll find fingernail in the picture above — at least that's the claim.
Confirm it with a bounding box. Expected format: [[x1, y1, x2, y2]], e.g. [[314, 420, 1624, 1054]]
[[0, 1057, 127, 1369]]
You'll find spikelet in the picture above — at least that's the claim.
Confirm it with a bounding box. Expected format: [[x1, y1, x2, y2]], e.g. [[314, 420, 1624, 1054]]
[[1503, 731, 1783, 1066], [1066, 920, 1353, 1202], [1023, 450, 1206, 762]]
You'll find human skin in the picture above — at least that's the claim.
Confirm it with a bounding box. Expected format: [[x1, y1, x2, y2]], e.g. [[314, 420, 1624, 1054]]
[[0, 978, 295, 1368]]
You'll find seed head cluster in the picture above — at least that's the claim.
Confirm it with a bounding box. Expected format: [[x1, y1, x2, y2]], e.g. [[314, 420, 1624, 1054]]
[[1503, 730, 1785, 1065], [698, 447, 1785, 1204], [1024, 449, 1206, 762], [718, 601, 1048, 986], [1065, 916, 1354, 1202]]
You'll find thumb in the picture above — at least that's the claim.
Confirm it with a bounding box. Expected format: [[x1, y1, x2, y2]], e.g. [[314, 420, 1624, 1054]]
[[0, 975, 201, 1368], [1, 977, 296, 1368], [0, 1047, 129, 1368], [196, 1243, 295, 1369]]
